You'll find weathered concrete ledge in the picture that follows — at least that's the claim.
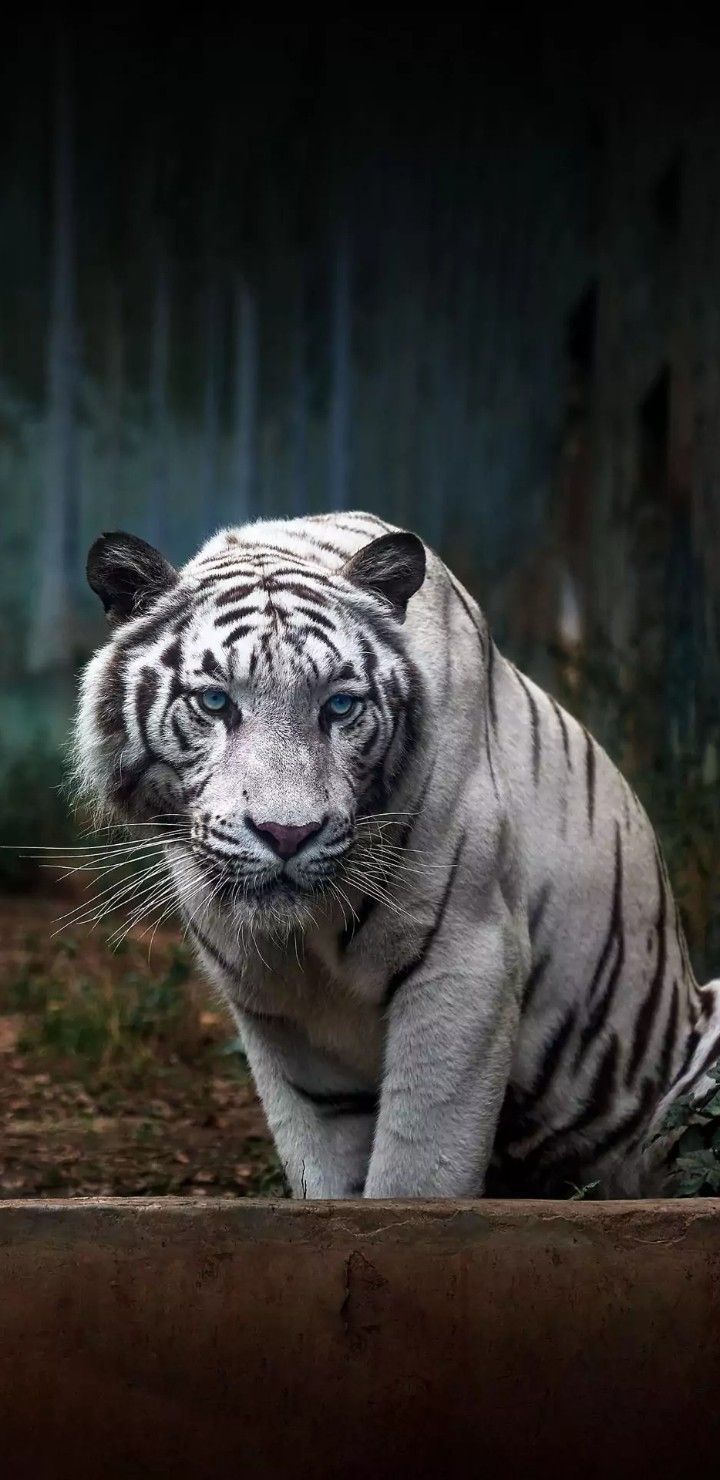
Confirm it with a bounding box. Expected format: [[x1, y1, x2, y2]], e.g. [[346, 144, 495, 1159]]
[[1, 1197, 719, 1478]]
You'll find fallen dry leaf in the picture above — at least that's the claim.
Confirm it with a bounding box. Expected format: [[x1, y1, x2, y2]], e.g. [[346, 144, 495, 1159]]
[[0, 1016, 22, 1054]]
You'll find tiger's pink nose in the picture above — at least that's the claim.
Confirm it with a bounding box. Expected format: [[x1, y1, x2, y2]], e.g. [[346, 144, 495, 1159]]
[[249, 818, 324, 859]]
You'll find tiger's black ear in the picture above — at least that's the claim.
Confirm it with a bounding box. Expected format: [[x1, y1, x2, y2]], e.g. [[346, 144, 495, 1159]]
[[87, 532, 178, 625], [341, 532, 426, 622]]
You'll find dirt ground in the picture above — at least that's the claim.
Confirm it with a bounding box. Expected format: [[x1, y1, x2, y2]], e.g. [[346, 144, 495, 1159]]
[[0, 891, 284, 1199]]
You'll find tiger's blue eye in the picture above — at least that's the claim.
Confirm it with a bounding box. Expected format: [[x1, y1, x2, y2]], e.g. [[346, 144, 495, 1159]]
[[325, 693, 357, 720], [200, 687, 230, 714]]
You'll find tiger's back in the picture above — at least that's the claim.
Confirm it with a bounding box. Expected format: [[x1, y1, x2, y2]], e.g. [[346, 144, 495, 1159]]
[[484, 655, 716, 1193]]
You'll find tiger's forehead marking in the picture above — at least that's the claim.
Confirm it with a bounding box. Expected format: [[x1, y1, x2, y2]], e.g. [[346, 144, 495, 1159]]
[[191, 532, 342, 574], [178, 544, 376, 695]]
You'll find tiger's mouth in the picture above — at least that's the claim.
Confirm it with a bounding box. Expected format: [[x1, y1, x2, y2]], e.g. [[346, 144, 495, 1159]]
[[189, 841, 329, 901]]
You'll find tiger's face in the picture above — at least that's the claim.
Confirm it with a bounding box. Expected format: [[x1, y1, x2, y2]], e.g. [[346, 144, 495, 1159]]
[[76, 523, 426, 932]]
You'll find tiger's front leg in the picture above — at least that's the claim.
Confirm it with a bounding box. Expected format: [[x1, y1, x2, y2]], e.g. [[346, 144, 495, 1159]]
[[238, 1011, 376, 1199], [364, 909, 523, 1199]]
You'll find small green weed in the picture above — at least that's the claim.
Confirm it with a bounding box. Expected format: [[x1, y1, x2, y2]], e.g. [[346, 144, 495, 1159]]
[[567, 1180, 600, 1201]]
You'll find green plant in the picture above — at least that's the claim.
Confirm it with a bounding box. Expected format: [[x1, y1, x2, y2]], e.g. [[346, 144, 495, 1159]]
[[13, 940, 199, 1071], [568, 1180, 600, 1201], [653, 1067, 720, 1196]]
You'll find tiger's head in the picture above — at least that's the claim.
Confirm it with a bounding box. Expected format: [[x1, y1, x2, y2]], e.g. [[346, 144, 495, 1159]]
[[74, 521, 427, 934]]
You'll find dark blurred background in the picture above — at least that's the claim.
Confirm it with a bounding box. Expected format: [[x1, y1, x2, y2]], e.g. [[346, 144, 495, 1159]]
[[2, 16, 720, 975]]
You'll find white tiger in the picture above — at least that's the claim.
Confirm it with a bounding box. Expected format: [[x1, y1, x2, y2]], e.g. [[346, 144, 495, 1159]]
[[73, 511, 720, 1198]]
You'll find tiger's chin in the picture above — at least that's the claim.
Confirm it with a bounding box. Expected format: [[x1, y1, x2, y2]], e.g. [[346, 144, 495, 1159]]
[[226, 876, 325, 938]]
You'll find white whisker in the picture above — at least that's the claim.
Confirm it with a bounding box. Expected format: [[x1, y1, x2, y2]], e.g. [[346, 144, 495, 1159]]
[[51, 852, 173, 922]]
